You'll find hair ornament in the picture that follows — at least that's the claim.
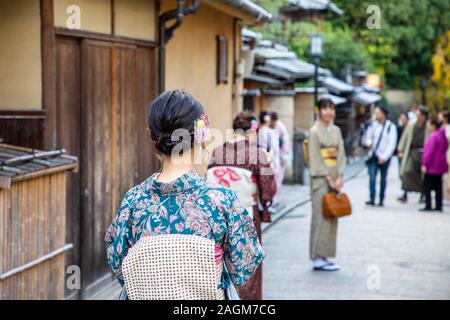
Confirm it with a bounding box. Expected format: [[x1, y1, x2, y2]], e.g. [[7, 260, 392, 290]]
[[250, 119, 259, 132], [194, 114, 210, 143]]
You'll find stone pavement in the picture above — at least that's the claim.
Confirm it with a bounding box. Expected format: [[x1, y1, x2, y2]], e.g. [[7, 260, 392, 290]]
[[263, 160, 450, 299], [96, 160, 366, 300]]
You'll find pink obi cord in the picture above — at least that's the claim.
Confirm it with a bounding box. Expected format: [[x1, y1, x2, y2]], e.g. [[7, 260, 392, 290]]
[[214, 245, 224, 265]]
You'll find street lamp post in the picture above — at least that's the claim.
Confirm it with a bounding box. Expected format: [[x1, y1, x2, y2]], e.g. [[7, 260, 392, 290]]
[[311, 33, 323, 109], [420, 77, 427, 106]]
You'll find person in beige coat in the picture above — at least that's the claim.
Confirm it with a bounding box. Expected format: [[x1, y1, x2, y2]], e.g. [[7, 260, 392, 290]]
[[397, 106, 429, 202], [308, 98, 346, 271]]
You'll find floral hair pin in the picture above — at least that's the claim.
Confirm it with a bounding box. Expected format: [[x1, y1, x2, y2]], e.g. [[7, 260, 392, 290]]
[[250, 119, 259, 132], [194, 114, 210, 143]]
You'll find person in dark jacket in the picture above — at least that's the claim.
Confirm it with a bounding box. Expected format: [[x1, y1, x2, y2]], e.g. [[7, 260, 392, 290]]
[[420, 118, 449, 212]]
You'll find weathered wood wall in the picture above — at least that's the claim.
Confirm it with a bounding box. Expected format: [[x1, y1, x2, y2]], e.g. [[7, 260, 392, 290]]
[[163, 0, 236, 135], [0, 172, 67, 300], [55, 36, 159, 298], [0, 111, 46, 149]]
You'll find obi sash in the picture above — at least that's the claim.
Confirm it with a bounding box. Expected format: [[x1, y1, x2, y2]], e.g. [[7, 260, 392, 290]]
[[206, 166, 257, 219], [122, 234, 225, 300], [320, 147, 337, 167]]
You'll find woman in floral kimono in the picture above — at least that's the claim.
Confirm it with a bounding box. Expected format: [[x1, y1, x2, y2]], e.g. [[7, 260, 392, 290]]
[[207, 111, 276, 300], [104, 90, 265, 299], [308, 98, 346, 271]]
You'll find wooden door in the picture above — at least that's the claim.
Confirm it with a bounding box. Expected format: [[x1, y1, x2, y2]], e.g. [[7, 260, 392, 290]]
[[80, 39, 114, 296], [55, 36, 81, 299], [55, 37, 159, 299]]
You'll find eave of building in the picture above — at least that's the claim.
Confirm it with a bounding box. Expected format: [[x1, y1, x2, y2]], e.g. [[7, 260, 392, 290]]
[[254, 65, 294, 80], [244, 74, 285, 86], [295, 87, 328, 94], [352, 90, 382, 105], [202, 0, 272, 25], [319, 76, 354, 95], [263, 89, 296, 96], [323, 93, 347, 105], [280, 0, 344, 16]]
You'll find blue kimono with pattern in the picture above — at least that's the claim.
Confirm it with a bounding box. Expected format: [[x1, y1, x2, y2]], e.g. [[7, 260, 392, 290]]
[[104, 170, 265, 294]]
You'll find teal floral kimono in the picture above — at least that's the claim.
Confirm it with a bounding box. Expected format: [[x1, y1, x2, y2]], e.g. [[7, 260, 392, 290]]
[[105, 170, 265, 296]]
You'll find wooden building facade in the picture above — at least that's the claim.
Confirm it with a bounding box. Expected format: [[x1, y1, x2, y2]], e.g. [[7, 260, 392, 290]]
[[0, 144, 78, 300], [0, 0, 270, 299]]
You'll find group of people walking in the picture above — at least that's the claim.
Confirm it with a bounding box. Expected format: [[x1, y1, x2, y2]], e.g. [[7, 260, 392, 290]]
[[103, 88, 447, 301], [361, 105, 449, 212], [104, 90, 292, 300]]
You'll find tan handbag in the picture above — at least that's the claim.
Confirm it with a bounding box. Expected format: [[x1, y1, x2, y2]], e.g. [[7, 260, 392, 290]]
[[323, 191, 352, 218]]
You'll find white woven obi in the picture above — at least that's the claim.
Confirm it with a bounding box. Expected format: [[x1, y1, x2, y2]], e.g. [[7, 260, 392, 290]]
[[122, 234, 225, 300]]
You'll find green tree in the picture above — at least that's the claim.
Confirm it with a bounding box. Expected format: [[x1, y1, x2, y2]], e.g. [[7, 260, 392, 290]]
[[430, 31, 450, 111], [251, 0, 374, 78], [331, 0, 450, 89]]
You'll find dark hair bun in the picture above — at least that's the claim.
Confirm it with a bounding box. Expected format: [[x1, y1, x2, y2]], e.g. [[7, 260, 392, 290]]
[[259, 111, 269, 124], [233, 111, 256, 131], [148, 90, 204, 156], [429, 117, 442, 129]]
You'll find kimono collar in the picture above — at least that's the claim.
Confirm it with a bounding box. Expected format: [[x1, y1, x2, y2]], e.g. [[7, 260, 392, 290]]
[[224, 138, 254, 149], [318, 120, 334, 131], [145, 170, 206, 195]]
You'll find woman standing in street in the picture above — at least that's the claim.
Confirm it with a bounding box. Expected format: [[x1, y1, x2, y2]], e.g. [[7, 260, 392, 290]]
[[308, 98, 346, 271], [207, 111, 276, 300], [104, 90, 265, 300]]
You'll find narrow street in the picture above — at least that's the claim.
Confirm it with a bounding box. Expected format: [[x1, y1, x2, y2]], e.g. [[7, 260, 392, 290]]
[[263, 160, 450, 300]]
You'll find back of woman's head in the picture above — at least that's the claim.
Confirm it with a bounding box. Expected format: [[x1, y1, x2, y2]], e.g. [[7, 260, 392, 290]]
[[259, 111, 269, 124], [148, 90, 205, 156], [233, 111, 257, 132], [429, 117, 442, 130]]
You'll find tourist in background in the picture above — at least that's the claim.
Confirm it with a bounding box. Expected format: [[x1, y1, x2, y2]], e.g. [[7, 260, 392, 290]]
[[269, 112, 292, 207], [364, 106, 397, 207], [438, 110, 450, 205], [421, 118, 449, 212], [397, 106, 429, 203], [396, 112, 409, 201], [258, 111, 280, 214]]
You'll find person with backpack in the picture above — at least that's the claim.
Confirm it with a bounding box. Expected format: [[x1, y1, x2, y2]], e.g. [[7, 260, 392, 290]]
[[364, 106, 398, 207]]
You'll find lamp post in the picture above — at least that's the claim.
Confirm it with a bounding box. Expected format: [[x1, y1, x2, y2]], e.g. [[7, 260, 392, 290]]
[[420, 77, 427, 106], [311, 33, 323, 109]]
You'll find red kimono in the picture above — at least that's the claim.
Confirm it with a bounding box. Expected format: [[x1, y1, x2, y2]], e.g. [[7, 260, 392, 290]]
[[208, 139, 276, 300]]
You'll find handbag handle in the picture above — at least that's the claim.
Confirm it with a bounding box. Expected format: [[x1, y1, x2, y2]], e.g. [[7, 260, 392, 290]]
[[327, 185, 341, 195], [328, 186, 346, 200]]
